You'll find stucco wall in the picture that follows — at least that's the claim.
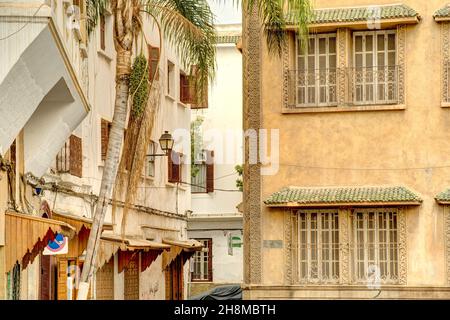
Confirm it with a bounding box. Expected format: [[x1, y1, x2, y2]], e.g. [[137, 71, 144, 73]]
[[253, 0, 450, 295]]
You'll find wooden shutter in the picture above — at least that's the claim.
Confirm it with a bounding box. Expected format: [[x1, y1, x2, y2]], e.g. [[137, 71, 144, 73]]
[[101, 119, 111, 161], [189, 65, 208, 109], [69, 135, 82, 178], [207, 239, 213, 281], [100, 14, 106, 51], [57, 259, 68, 300], [180, 73, 190, 104], [148, 44, 160, 81], [168, 152, 181, 183], [124, 253, 139, 300], [96, 258, 114, 300], [206, 150, 214, 193]]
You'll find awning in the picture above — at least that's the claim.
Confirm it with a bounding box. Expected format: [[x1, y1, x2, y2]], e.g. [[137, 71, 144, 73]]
[[98, 233, 170, 271], [435, 189, 450, 205], [434, 5, 450, 22], [52, 212, 114, 258], [264, 186, 423, 208], [5, 211, 75, 272], [53, 211, 113, 234], [286, 4, 420, 29], [162, 238, 203, 270]]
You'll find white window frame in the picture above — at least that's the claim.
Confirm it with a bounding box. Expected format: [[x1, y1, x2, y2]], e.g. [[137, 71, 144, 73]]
[[352, 30, 397, 105], [146, 141, 157, 177], [191, 239, 212, 281], [351, 208, 400, 284], [295, 33, 337, 108], [295, 209, 340, 284]]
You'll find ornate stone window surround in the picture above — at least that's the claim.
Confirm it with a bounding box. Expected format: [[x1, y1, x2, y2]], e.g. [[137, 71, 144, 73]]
[[284, 207, 408, 286], [282, 25, 407, 114]]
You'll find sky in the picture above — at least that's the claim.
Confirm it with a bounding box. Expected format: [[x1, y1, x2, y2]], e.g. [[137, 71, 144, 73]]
[[208, 1, 242, 25]]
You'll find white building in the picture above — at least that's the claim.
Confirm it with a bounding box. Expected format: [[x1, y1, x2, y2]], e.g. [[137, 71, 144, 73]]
[[188, 24, 243, 297], [0, 0, 202, 300]]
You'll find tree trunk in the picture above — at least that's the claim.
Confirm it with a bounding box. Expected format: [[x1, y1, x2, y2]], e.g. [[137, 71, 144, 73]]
[[77, 0, 134, 299]]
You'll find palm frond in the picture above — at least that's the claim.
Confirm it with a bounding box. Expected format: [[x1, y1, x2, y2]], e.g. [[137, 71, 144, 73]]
[[142, 0, 216, 99], [217, 0, 312, 55], [86, 0, 109, 34]]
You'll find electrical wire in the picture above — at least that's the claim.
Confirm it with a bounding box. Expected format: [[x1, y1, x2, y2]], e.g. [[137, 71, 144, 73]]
[[0, 3, 46, 41]]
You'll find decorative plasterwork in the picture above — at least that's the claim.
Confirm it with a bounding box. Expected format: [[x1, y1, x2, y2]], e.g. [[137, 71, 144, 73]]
[[284, 209, 294, 284], [337, 28, 349, 106], [339, 209, 350, 284], [397, 24, 406, 105], [242, 5, 262, 285], [398, 208, 408, 285], [442, 23, 450, 104], [445, 207, 450, 284]]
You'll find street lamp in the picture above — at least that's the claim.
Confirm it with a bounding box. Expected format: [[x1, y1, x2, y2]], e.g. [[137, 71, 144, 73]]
[[147, 131, 174, 157]]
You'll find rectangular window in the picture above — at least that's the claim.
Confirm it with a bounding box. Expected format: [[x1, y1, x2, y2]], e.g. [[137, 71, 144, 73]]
[[146, 141, 157, 177], [191, 150, 214, 193], [101, 119, 111, 161], [167, 61, 175, 97], [189, 65, 209, 109], [168, 151, 182, 183], [100, 14, 106, 51], [56, 135, 83, 178], [191, 239, 212, 282], [352, 208, 399, 284], [148, 44, 160, 82], [353, 30, 397, 105], [296, 210, 339, 283], [296, 34, 337, 107], [180, 72, 191, 104]]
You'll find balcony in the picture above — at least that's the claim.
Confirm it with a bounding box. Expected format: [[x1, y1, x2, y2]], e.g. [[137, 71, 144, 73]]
[[285, 66, 401, 110]]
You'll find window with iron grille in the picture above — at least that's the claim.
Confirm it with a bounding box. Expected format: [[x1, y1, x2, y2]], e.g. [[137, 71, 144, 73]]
[[352, 30, 397, 105], [146, 141, 157, 177], [351, 208, 399, 284], [191, 239, 212, 282], [295, 210, 340, 284], [295, 33, 337, 107]]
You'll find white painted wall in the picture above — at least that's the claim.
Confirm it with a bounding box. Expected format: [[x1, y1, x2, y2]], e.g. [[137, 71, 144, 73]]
[[189, 24, 243, 289]]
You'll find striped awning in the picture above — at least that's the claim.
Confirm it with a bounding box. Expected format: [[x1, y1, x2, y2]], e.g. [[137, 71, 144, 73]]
[[265, 186, 422, 207], [53, 211, 113, 234], [5, 211, 75, 272], [161, 238, 203, 270]]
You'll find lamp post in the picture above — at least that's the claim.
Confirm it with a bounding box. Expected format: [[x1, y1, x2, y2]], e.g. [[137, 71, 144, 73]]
[[147, 131, 174, 157]]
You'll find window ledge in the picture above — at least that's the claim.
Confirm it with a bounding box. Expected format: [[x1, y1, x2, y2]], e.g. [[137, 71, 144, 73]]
[[178, 101, 188, 108], [141, 175, 155, 183], [166, 94, 176, 102], [282, 104, 406, 114], [166, 182, 187, 191], [97, 49, 113, 62], [441, 102, 450, 108]]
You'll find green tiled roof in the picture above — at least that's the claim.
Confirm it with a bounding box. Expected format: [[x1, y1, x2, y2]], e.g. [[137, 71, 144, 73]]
[[434, 5, 450, 19], [436, 189, 450, 203], [265, 186, 422, 206], [286, 4, 419, 25], [216, 35, 242, 44]]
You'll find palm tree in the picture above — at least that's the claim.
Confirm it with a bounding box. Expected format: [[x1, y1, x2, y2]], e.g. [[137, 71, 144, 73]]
[[77, 0, 216, 299]]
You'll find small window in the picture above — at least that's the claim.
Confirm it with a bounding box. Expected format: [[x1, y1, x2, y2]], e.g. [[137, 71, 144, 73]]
[[146, 141, 157, 177], [100, 119, 111, 161], [180, 72, 191, 104], [100, 14, 106, 51], [191, 150, 214, 193], [56, 135, 83, 178], [167, 61, 175, 97], [191, 239, 212, 282], [168, 151, 182, 183], [148, 45, 160, 81]]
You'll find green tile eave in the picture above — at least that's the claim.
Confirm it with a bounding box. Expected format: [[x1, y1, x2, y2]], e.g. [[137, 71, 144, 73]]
[[286, 4, 420, 25], [435, 189, 450, 203], [434, 5, 450, 19], [264, 186, 423, 206]]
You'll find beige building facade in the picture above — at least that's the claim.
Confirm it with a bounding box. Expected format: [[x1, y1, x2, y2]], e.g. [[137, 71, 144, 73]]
[[242, 0, 450, 299]]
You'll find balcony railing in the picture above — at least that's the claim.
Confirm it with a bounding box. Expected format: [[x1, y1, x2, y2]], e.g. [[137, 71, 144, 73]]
[[286, 66, 400, 108]]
